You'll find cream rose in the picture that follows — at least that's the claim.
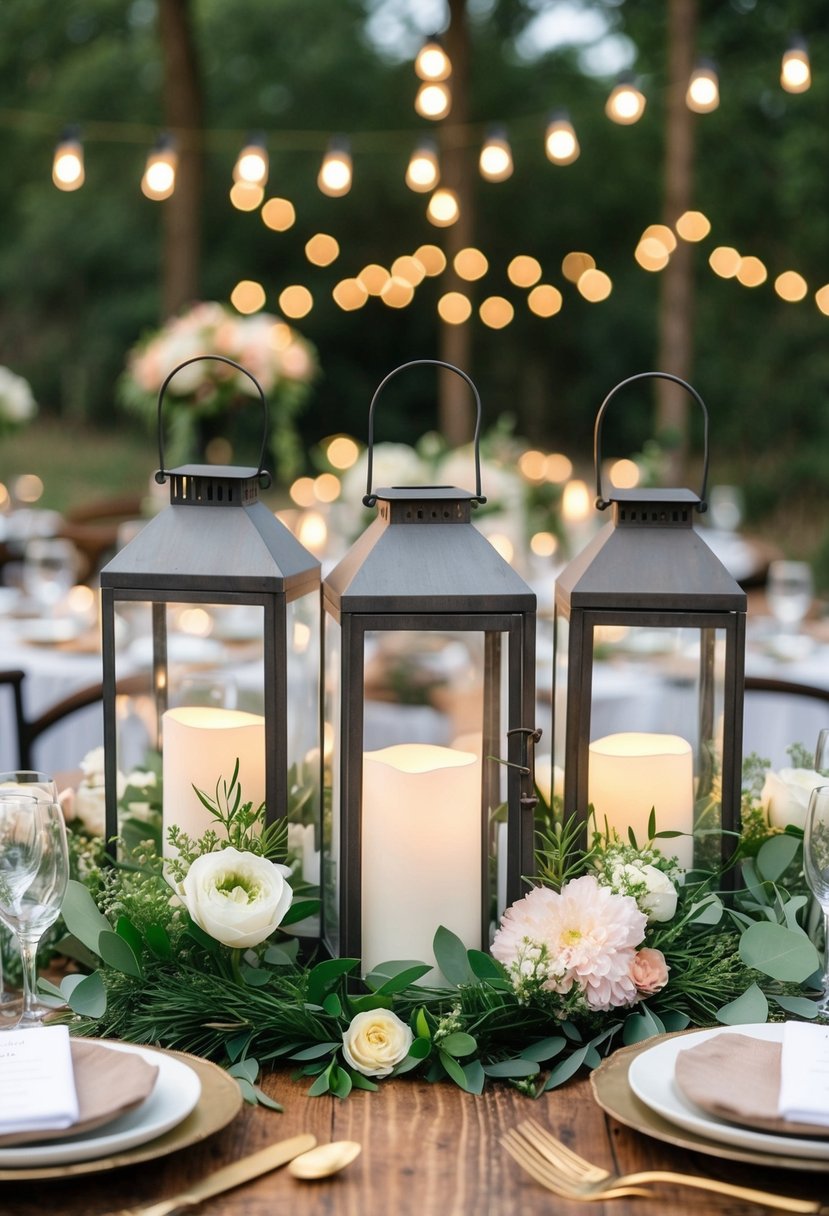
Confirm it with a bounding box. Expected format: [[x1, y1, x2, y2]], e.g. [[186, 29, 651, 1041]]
[[762, 767, 824, 830], [342, 1009, 413, 1078], [630, 947, 669, 996], [174, 847, 293, 948]]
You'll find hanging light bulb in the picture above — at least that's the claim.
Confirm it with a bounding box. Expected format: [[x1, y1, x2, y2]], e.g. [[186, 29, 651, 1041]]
[[544, 110, 580, 165], [426, 187, 460, 227], [141, 134, 177, 200], [781, 35, 811, 93], [233, 133, 269, 187], [415, 80, 451, 120], [405, 139, 440, 192], [52, 126, 84, 191], [318, 137, 352, 197], [686, 58, 720, 113], [415, 35, 451, 82], [479, 126, 513, 182], [605, 74, 646, 125]]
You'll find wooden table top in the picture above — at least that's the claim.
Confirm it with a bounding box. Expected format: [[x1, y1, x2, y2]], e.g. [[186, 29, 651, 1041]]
[[2, 1069, 826, 1216]]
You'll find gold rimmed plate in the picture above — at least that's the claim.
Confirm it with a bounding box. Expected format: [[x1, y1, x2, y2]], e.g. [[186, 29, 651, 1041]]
[[591, 1031, 829, 1174], [0, 1046, 242, 1181]]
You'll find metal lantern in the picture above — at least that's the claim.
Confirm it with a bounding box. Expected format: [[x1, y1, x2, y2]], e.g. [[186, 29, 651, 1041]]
[[552, 372, 746, 871], [322, 360, 539, 976], [100, 356, 321, 873]]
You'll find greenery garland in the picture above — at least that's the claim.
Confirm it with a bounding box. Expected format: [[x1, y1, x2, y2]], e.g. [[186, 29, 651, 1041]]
[[39, 750, 826, 1104]]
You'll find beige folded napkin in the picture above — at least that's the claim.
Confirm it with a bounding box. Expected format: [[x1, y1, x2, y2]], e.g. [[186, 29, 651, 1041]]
[[0, 1039, 159, 1147], [674, 1032, 829, 1138]]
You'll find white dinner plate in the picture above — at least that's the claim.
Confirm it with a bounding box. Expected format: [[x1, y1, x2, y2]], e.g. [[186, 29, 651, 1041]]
[[0, 1040, 201, 1167], [628, 1024, 829, 1162]]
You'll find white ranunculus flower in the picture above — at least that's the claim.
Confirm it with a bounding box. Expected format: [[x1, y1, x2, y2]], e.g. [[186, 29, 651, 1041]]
[[342, 1009, 414, 1078], [762, 767, 824, 830], [613, 862, 678, 923], [174, 847, 293, 948]]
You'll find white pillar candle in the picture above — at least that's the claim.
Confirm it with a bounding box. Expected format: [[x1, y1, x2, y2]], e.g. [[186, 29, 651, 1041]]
[[361, 743, 480, 981], [162, 706, 266, 853], [588, 731, 694, 868]]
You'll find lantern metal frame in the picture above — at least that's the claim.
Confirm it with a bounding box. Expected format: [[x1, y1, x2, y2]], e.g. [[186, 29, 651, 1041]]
[[321, 360, 539, 964], [552, 372, 747, 870], [99, 355, 320, 849]]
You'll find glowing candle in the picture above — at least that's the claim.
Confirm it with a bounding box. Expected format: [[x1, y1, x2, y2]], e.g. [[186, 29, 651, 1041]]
[[162, 707, 265, 853], [588, 731, 694, 868], [361, 743, 479, 980]]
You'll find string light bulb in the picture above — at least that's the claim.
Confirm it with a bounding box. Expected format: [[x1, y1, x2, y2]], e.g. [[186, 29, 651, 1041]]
[[426, 187, 460, 227], [415, 80, 451, 120], [479, 126, 513, 182], [544, 111, 580, 165], [318, 137, 352, 197], [405, 139, 440, 192], [233, 133, 269, 187], [52, 126, 84, 191], [781, 35, 811, 93], [141, 134, 177, 201], [605, 74, 646, 125], [686, 59, 720, 113], [414, 36, 451, 82]]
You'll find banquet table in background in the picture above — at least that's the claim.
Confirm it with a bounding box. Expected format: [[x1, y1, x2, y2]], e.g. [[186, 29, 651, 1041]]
[[1, 1071, 826, 1216]]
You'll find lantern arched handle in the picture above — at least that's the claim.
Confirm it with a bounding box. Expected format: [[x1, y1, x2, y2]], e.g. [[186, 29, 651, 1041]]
[[593, 370, 709, 513], [363, 359, 487, 507], [154, 355, 272, 489]]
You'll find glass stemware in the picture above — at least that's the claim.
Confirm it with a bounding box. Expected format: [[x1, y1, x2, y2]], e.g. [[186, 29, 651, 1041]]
[[0, 793, 69, 1028], [803, 784, 829, 1015], [0, 772, 59, 1015], [765, 559, 814, 635]]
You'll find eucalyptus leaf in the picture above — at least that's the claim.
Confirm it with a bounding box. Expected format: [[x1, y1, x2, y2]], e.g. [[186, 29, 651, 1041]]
[[372, 965, 432, 995], [521, 1036, 566, 1062], [322, 992, 342, 1017], [307, 958, 359, 1005], [659, 1011, 691, 1032], [461, 1059, 486, 1094], [263, 943, 297, 966], [482, 1058, 540, 1078], [307, 1067, 333, 1097], [347, 1070, 379, 1091], [408, 1037, 432, 1060], [98, 929, 143, 979], [738, 922, 820, 981], [235, 1076, 258, 1104], [439, 1031, 477, 1058], [329, 1065, 352, 1100], [756, 834, 801, 883], [366, 959, 427, 982], [543, 1044, 590, 1090], [66, 969, 107, 1017], [228, 1058, 259, 1084], [290, 1041, 342, 1061], [252, 1086, 283, 1110], [467, 949, 505, 981], [225, 1032, 252, 1063], [60, 879, 112, 955], [432, 926, 474, 987], [279, 898, 321, 927], [771, 993, 821, 1018], [717, 982, 769, 1024], [439, 1049, 471, 1090], [240, 965, 273, 988], [689, 895, 724, 926]]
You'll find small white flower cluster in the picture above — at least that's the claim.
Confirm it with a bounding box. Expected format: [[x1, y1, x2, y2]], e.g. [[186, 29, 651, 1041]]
[[593, 844, 681, 924], [0, 365, 37, 428]]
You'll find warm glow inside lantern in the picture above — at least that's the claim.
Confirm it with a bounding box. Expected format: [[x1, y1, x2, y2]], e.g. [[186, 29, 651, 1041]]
[[551, 373, 746, 873], [100, 357, 321, 898], [321, 361, 539, 977]]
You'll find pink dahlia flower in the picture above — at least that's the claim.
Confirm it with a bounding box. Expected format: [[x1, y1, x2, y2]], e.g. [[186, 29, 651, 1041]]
[[492, 875, 648, 1011]]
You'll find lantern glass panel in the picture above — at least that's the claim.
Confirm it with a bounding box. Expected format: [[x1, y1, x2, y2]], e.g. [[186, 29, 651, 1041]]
[[323, 621, 518, 971], [322, 612, 343, 958], [286, 594, 321, 910], [554, 611, 728, 868]]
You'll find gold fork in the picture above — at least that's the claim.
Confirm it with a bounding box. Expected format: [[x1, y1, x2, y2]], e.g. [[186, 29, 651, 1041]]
[[501, 1119, 827, 1213]]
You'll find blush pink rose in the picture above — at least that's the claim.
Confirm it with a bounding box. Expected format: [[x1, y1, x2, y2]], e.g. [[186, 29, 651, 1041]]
[[630, 947, 669, 997]]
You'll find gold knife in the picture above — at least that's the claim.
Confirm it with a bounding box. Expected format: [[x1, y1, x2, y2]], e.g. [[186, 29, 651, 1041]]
[[113, 1133, 318, 1216]]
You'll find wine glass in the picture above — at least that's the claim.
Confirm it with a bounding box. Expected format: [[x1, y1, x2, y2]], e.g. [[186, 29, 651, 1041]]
[[816, 730, 829, 778], [21, 538, 77, 612], [765, 560, 814, 635], [0, 772, 59, 1016], [0, 794, 69, 1028], [803, 784, 829, 1015]]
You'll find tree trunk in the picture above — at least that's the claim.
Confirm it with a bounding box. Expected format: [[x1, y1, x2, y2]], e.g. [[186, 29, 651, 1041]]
[[655, 0, 697, 484], [157, 0, 204, 318], [438, 0, 475, 446]]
